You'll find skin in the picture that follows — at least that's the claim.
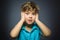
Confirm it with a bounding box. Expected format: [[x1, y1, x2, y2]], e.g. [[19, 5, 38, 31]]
[[24, 11, 36, 24], [10, 10, 51, 38], [23, 11, 37, 32]]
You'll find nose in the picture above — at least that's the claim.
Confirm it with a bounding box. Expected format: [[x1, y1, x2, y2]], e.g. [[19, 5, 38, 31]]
[[29, 14, 32, 18]]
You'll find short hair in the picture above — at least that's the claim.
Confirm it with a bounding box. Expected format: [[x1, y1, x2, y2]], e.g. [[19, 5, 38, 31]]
[[21, 1, 40, 13]]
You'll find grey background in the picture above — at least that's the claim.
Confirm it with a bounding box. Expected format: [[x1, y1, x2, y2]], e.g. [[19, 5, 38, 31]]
[[1, 0, 59, 40]]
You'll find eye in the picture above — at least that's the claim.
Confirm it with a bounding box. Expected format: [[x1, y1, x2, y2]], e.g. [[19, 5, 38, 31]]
[[26, 13, 29, 15], [32, 13, 35, 15]]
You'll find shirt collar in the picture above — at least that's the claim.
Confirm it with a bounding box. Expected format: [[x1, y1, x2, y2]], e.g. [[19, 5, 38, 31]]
[[21, 23, 38, 33]]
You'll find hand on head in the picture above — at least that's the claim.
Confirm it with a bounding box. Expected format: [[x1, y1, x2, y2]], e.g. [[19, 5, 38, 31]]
[[21, 12, 25, 22], [35, 13, 39, 22]]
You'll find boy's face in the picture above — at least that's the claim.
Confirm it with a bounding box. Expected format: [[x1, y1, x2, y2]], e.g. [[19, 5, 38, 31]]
[[24, 11, 36, 25]]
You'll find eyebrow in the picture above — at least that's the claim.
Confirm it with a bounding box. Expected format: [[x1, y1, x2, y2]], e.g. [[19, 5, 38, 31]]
[[25, 12, 36, 14]]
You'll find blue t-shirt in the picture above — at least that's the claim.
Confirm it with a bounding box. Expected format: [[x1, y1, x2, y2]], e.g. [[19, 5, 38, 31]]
[[16, 23, 42, 40]]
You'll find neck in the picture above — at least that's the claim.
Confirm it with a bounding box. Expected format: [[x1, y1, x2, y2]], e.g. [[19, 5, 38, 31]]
[[24, 22, 33, 28], [26, 24, 32, 28]]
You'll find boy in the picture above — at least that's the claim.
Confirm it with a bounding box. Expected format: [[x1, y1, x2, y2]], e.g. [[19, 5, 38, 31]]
[[10, 1, 51, 40]]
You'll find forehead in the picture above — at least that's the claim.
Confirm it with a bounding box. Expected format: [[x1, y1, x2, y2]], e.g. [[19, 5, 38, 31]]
[[24, 10, 36, 14]]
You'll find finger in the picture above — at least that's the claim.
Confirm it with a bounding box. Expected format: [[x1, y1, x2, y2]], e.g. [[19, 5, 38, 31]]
[[21, 12, 24, 16], [36, 13, 38, 17]]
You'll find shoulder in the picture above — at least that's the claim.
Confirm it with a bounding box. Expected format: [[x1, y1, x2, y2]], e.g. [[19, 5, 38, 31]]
[[33, 22, 42, 34], [33, 22, 40, 30]]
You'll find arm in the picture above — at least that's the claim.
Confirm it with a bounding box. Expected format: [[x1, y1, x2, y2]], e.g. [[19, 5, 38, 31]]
[[10, 12, 25, 38], [35, 14, 51, 37]]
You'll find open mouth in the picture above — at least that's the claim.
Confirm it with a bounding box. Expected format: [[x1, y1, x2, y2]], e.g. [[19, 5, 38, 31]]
[[28, 20, 32, 22]]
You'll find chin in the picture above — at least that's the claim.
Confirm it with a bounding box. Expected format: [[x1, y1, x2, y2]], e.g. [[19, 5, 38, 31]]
[[26, 22, 33, 25]]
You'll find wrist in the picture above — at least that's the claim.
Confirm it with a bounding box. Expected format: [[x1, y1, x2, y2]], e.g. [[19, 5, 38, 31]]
[[35, 19, 39, 23], [20, 19, 25, 22]]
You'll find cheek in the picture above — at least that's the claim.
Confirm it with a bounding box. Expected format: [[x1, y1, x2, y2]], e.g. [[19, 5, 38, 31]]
[[24, 14, 28, 19], [32, 16, 36, 20]]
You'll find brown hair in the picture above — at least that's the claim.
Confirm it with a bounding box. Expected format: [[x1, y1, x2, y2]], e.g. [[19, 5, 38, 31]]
[[21, 1, 40, 13]]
